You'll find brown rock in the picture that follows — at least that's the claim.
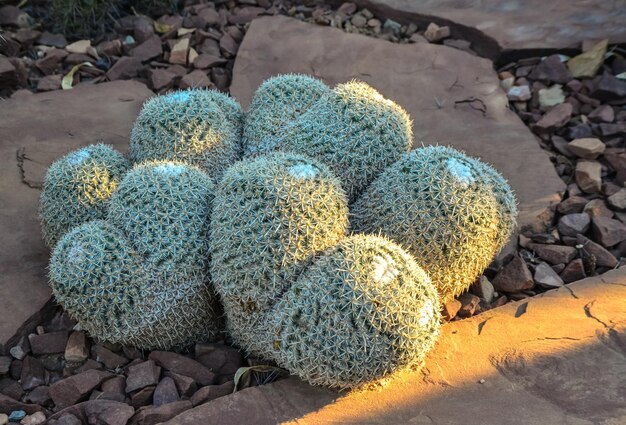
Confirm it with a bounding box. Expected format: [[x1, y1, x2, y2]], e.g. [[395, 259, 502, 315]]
[[567, 138, 605, 159], [97, 39, 122, 56], [576, 234, 618, 268], [29, 331, 68, 355], [210, 67, 230, 91], [64, 53, 95, 66], [131, 35, 163, 62], [130, 385, 155, 408], [456, 293, 480, 318], [101, 376, 125, 395], [38, 32, 67, 48], [534, 103, 572, 133], [197, 7, 221, 27], [74, 359, 103, 374], [558, 213, 590, 237], [228, 7, 265, 25], [49, 370, 113, 409], [20, 356, 45, 391], [590, 73, 626, 102], [492, 255, 534, 293], [24, 385, 51, 406], [528, 55, 573, 84], [575, 160, 602, 193], [56, 413, 81, 425], [179, 70, 213, 89], [149, 68, 178, 91], [149, 352, 216, 386], [560, 259, 586, 283], [0, 393, 45, 416], [164, 372, 196, 398], [583, 199, 614, 219], [37, 74, 63, 92], [588, 104, 615, 123], [130, 400, 191, 425], [591, 216, 626, 247], [126, 360, 161, 393], [527, 243, 576, 265], [607, 188, 626, 211], [442, 299, 461, 320], [35, 49, 68, 75], [0, 377, 23, 400], [219, 33, 239, 58], [194, 54, 227, 69], [198, 38, 221, 56], [169, 38, 190, 65], [556, 195, 588, 214], [0, 356, 11, 375], [423, 22, 450, 42], [106, 57, 143, 81], [65, 40, 91, 54], [153, 377, 179, 406], [65, 331, 89, 363], [94, 346, 129, 370], [195, 343, 243, 377], [190, 382, 234, 406], [14, 29, 41, 46], [0, 5, 30, 27]]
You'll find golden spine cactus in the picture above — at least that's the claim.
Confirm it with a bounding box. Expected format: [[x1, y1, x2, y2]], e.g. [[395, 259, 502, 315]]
[[39, 144, 130, 248], [210, 152, 349, 357], [242, 74, 330, 156], [245, 80, 412, 201], [351, 146, 518, 302], [270, 235, 441, 389], [129, 89, 243, 180]]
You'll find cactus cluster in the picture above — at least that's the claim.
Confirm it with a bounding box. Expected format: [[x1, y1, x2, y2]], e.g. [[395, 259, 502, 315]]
[[41, 78, 517, 389]]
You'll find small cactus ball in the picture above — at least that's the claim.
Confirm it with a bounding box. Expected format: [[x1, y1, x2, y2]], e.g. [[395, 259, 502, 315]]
[[270, 234, 441, 388], [248, 80, 412, 201], [211, 152, 349, 357], [242, 74, 330, 155], [351, 146, 518, 302], [39, 144, 130, 248], [129, 89, 243, 180]]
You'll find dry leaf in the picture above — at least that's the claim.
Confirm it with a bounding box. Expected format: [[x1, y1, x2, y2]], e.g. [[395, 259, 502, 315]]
[[567, 39, 608, 78], [62, 62, 94, 90]]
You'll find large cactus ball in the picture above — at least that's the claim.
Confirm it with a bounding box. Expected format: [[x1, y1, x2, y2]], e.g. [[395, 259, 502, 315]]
[[351, 146, 518, 302], [39, 144, 130, 248], [271, 234, 441, 388], [129, 89, 243, 180], [242, 74, 330, 155], [211, 152, 349, 357]]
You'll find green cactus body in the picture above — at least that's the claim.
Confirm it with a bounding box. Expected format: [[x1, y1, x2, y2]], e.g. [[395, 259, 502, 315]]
[[39, 144, 130, 248], [211, 152, 349, 357], [271, 234, 441, 388], [107, 161, 215, 276], [242, 74, 330, 156], [129, 89, 243, 180], [351, 146, 518, 302], [247, 80, 412, 201]]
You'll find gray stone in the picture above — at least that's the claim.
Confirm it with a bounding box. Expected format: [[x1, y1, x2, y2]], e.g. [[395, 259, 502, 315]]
[[149, 352, 216, 386], [20, 357, 45, 391], [575, 160, 602, 193], [538, 85, 565, 108], [529, 55, 573, 84], [126, 361, 161, 393], [608, 188, 626, 211], [534, 262, 564, 288], [0, 357, 11, 375], [195, 343, 243, 377], [567, 138, 605, 159], [471, 276, 495, 303], [588, 104, 615, 123], [534, 103, 572, 133], [190, 382, 234, 406], [65, 332, 89, 363], [507, 85, 531, 101], [153, 377, 179, 406], [592, 217, 626, 248], [93, 346, 128, 370], [576, 234, 618, 268], [557, 213, 590, 237], [557, 195, 588, 214]]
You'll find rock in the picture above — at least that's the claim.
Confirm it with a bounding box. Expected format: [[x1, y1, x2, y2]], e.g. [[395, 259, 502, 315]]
[[106, 57, 143, 81], [557, 195, 588, 214], [38, 32, 67, 48], [101, 376, 125, 395], [56, 413, 81, 425], [0, 413, 6, 425], [567, 39, 607, 78], [153, 377, 179, 406], [149, 68, 178, 91], [23, 385, 50, 406], [65, 332, 88, 363], [20, 357, 45, 391], [591, 73, 626, 102], [534, 262, 564, 288], [190, 382, 234, 406], [575, 160, 602, 193], [560, 259, 586, 283], [65, 40, 91, 54], [0, 57, 24, 90], [588, 104, 615, 123], [0, 394, 44, 416], [28, 331, 68, 355], [456, 293, 480, 318], [567, 138, 605, 159], [130, 385, 154, 408], [538, 85, 565, 107], [210, 67, 230, 91], [131, 35, 163, 62], [492, 255, 534, 293], [74, 359, 103, 374], [607, 188, 626, 211], [507, 85, 531, 101], [576, 234, 618, 268], [551, 135, 575, 158], [130, 400, 191, 425], [179, 70, 213, 89], [49, 370, 113, 409], [528, 55, 573, 84], [149, 352, 215, 386], [583, 199, 614, 218], [195, 344, 244, 377], [126, 361, 161, 393], [193, 54, 227, 69], [442, 299, 461, 320], [0, 377, 23, 399], [8, 410, 25, 421], [534, 103, 572, 133], [442, 39, 473, 54], [34, 49, 68, 75], [197, 7, 221, 27], [219, 33, 238, 58], [36, 75, 62, 92], [558, 213, 590, 237], [592, 217, 626, 247], [169, 38, 190, 65], [423, 22, 450, 42], [97, 40, 122, 56], [0, 356, 11, 375], [94, 346, 128, 370], [228, 7, 265, 25], [19, 411, 45, 425], [527, 243, 577, 265], [164, 372, 196, 398], [0, 6, 30, 27], [351, 13, 367, 27]]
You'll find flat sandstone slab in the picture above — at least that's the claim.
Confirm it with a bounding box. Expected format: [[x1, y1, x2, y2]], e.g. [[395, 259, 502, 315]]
[[342, 0, 626, 57], [166, 267, 626, 425], [0, 81, 152, 353], [231, 16, 565, 233]]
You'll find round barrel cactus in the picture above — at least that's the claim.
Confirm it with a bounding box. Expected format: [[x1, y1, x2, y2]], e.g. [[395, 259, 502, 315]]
[[351, 146, 518, 302], [129, 89, 243, 180], [211, 152, 349, 357], [247, 80, 412, 201], [270, 234, 441, 388], [242, 74, 330, 156], [39, 144, 130, 248]]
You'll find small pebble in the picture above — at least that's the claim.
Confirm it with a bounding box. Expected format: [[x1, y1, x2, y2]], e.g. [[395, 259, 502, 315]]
[[0, 413, 7, 425], [8, 411, 26, 421], [479, 379, 486, 384]]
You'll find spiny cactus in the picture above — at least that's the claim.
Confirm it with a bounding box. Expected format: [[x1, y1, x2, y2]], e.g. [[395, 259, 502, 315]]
[[39, 144, 130, 248], [270, 234, 441, 388], [211, 152, 349, 357], [49, 161, 222, 350], [129, 89, 243, 180], [107, 161, 215, 275], [351, 146, 518, 302], [242, 74, 330, 156], [246, 80, 412, 201]]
